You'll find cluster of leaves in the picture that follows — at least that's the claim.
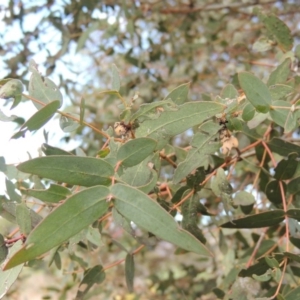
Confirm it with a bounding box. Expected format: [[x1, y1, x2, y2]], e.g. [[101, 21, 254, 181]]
[[1, 1, 300, 299]]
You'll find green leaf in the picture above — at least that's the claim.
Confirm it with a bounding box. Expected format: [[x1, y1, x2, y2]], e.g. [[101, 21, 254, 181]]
[[136, 101, 225, 146], [111, 184, 212, 256], [233, 191, 255, 206], [287, 209, 300, 221], [0, 79, 24, 108], [22, 184, 71, 203], [288, 176, 300, 195], [111, 64, 121, 91], [129, 99, 175, 122], [19, 100, 60, 133], [75, 265, 105, 300], [260, 13, 293, 52], [267, 58, 291, 86], [17, 156, 114, 187], [164, 82, 189, 105], [16, 203, 32, 236], [265, 180, 287, 206], [0, 241, 24, 298], [242, 103, 255, 121], [0, 234, 8, 264], [268, 138, 300, 156], [28, 63, 63, 110], [59, 114, 80, 132], [173, 132, 220, 184], [120, 159, 157, 193], [238, 72, 272, 113], [211, 168, 233, 197], [265, 256, 280, 268], [285, 287, 300, 300], [76, 21, 101, 52], [269, 84, 293, 101], [79, 97, 85, 125], [221, 210, 285, 228], [125, 254, 135, 293], [5, 178, 21, 202], [0, 109, 18, 122], [220, 84, 239, 99], [41, 143, 73, 156], [3, 186, 110, 270], [274, 153, 298, 180], [117, 138, 157, 167]]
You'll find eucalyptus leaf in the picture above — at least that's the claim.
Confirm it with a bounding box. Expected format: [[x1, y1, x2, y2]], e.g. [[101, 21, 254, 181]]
[[3, 186, 110, 269], [111, 184, 211, 256], [17, 156, 114, 187]]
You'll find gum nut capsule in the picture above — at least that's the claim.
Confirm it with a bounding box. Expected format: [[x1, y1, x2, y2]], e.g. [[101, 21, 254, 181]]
[[114, 122, 127, 136], [230, 136, 239, 148]]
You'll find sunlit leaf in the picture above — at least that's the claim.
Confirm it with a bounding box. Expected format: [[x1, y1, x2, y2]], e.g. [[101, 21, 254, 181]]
[[117, 138, 157, 167], [111, 184, 212, 256], [59, 114, 80, 132], [164, 82, 189, 105], [0, 241, 23, 299], [17, 156, 114, 187], [238, 72, 272, 113], [267, 58, 291, 86], [3, 186, 110, 269]]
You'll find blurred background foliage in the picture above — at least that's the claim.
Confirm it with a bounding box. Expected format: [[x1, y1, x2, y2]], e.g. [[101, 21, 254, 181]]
[[1, 0, 300, 299]]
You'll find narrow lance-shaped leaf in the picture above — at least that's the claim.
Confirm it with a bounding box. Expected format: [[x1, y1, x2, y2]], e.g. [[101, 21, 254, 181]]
[[268, 138, 300, 156], [0, 241, 24, 299], [111, 64, 121, 91], [135, 101, 225, 139], [125, 254, 135, 293], [17, 156, 114, 187], [75, 265, 105, 300], [111, 183, 212, 256], [117, 138, 157, 167], [19, 100, 60, 133], [221, 210, 285, 228], [238, 72, 272, 113], [22, 184, 71, 203], [16, 203, 32, 236], [3, 186, 110, 270]]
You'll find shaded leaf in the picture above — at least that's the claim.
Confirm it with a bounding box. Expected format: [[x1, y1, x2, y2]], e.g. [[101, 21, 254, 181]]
[[285, 287, 300, 300], [288, 176, 300, 195], [268, 138, 300, 156], [165, 82, 189, 105], [16, 203, 32, 236], [238, 72, 272, 113], [111, 184, 212, 256], [269, 84, 293, 101], [75, 265, 105, 300], [265, 180, 287, 206], [173, 132, 220, 184], [0, 79, 24, 109], [3, 186, 110, 269], [287, 209, 300, 221], [221, 210, 285, 228], [117, 138, 156, 167], [242, 103, 255, 121], [17, 156, 114, 187], [125, 254, 135, 293], [220, 84, 239, 99], [22, 184, 71, 203], [274, 153, 298, 180], [0, 234, 8, 264]]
